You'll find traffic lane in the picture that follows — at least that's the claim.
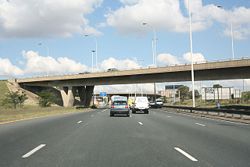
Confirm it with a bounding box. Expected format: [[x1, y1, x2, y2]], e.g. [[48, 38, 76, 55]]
[[15, 108, 199, 167], [146, 108, 250, 167], [151, 108, 250, 142], [0, 109, 100, 167]]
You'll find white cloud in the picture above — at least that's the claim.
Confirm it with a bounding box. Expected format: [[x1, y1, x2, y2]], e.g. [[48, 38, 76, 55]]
[[100, 57, 140, 70], [23, 51, 88, 74], [106, 0, 191, 34], [157, 53, 180, 66], [106, 0, 250, 39], [0, 57, 23, 76], [157, 52, 206, 65], [0, 0, 102, 38], [183, 52, 206, 64]]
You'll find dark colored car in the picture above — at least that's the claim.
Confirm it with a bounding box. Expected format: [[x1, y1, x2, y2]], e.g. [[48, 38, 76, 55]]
[[107, 68, 118, 72]]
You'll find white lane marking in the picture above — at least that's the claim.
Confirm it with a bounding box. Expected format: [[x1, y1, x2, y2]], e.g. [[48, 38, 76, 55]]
[[195, 123, 206, 127], [22, 144, 46, 158], [138, 122, 143, 125], [174, 147, 198, 162], [77, 121, 82, 124], [91, 114, 94, 117], [167, 115, 172, 118]]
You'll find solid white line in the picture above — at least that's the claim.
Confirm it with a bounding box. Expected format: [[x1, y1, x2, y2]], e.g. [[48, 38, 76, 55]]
[[22, 144, 46, 158], [174, 147, 198, 162], [77, 121, 82, 124], [167, 116, 172, 118], [195, 123, 206, 127], [138, 122, 143, 125]]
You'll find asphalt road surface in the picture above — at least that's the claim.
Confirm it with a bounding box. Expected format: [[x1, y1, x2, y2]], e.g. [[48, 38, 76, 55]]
[[0, 108, 250, 167]]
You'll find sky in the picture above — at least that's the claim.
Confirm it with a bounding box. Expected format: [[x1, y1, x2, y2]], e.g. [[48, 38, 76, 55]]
[[0, 0, 250, 93]]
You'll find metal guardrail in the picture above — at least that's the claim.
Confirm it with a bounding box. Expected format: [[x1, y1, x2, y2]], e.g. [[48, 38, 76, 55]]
[[163, 105, 250, 116]]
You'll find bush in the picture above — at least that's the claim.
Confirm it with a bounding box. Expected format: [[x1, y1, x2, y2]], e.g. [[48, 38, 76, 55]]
[[38, 91, 56, 107], [242, 91, 250, 102], [1, 91, 28, 109]]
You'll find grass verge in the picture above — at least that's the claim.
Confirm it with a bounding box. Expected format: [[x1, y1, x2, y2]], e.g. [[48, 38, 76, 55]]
[[0, 106, 90, 124]]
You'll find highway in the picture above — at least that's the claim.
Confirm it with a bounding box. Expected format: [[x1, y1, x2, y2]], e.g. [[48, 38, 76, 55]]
[[0, 108, 250, 167]]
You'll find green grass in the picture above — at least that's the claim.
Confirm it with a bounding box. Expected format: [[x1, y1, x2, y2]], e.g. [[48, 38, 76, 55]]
[[0, 80, 9, 101], [0, 106, 90, 123], [171, 98, 250, 108]]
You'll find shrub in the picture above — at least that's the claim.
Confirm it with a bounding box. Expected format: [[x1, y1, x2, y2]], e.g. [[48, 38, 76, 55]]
[[38, 91, 55, 107], [1, 91, 28, 109]]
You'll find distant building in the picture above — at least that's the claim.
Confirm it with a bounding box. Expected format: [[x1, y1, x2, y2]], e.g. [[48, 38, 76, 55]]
[[159, 85, 182, 98], [158, 85, 182, 103], [201, 87, 241, 101]]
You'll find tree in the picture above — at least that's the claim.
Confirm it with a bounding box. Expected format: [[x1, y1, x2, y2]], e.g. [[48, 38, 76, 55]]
[[213, 84, 223, 102], [189, 90, 200, 99], [38, 91, 56, 107], [2, 91, 28, 109], [242, 91, 250, 102], [178, 85, 189, 102], [213, 84, 223, 88]]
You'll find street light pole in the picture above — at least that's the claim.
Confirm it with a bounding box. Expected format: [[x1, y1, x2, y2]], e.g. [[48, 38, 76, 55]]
[[142, 22, 157, 66], [94, 37, 98, 69], [91, 50, 95, 72], [142, 22, 158, 101], [85, 35, 98, 70], [230, 22, 235, 60], [188, 0, 196, 107]]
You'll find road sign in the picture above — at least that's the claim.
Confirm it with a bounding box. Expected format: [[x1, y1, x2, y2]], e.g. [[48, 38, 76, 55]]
[[100, 92, 107, 97]]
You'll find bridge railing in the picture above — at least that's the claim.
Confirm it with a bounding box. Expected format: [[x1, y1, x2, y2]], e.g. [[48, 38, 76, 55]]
[[163, 105, 250, 119]]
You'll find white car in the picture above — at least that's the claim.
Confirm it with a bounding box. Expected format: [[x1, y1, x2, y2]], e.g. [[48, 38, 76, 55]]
[[132, 97, 149, 114]]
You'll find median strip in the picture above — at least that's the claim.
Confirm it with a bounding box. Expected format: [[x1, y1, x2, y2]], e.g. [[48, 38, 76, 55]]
[[22, 144, 46, 158], [174, 147, 198, 162]]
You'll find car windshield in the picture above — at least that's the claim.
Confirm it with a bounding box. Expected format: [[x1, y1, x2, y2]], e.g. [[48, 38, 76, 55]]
[[136, 98, 148, 102]]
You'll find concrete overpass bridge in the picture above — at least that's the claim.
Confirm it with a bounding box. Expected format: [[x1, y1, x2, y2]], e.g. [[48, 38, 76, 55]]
[[14, 59, 250, 107]]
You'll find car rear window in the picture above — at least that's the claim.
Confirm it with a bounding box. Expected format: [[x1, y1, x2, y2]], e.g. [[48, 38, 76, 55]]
[[113, 101, 127, 105], [136, 98, 148, 103]]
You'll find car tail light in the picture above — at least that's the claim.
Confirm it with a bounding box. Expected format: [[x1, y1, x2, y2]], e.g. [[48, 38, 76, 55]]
[[125, 105, 128, 108], [111, 105, 114, 108]]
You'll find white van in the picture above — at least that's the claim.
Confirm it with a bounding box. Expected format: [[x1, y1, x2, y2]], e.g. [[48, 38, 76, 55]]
[[132, 97, 149, 114]]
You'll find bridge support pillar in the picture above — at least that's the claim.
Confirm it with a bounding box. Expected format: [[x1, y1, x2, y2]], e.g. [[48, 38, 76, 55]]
[[85, 86, 94, 107], [59, 85, 94, 107], [60, 86, 75, 107]]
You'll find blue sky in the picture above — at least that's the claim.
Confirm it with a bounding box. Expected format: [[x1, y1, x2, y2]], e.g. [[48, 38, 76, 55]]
[[0, 0, 249, 91]]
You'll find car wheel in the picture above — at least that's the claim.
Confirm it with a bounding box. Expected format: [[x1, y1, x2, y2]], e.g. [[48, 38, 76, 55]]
[[145, 110, 149, 114]]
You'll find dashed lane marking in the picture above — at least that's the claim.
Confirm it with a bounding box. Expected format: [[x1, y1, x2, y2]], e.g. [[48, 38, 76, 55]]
[[138, 122, 143, 125], [174, 147, 198, 162], [22, 144, 46, 158], [195, 123, 206, 127]]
